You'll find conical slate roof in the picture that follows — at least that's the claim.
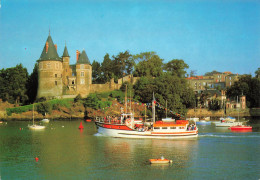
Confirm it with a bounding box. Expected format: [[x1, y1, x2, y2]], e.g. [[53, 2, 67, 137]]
[[77, 50, 90, 64], [38, 35, 60, 61], [62, 45, 70, 57]]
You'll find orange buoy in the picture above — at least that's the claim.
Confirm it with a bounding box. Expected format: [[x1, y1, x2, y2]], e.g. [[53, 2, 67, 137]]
[[79, 122, 84, 129], [35, 157, 39, 162]]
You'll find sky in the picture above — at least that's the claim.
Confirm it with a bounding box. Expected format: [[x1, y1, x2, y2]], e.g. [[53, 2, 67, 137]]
[[0, 0, 259, 75]]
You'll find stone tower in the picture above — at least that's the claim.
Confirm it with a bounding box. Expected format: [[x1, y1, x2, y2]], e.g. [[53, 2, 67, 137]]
[[75, 49, 92, 96], [37, 33, 63, 98]]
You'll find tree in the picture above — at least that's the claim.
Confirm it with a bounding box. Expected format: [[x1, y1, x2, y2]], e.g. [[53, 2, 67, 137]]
[[204, 70, 222, 76], [226, 74, 260, 108], [255, 67, 260, 78], [26, 63, 38, 104], [0, 64, 28, 105], [92, 60, 102, 83], [189, 70, 197, 77], [134, 73, 195, 116], [112, 51, 133, 80], [208, 99, 221, 111], [101, 53, 113, 83], [133, 52, 163, 77], [36, 102, 52, 116], [163, 59, 189, 78]]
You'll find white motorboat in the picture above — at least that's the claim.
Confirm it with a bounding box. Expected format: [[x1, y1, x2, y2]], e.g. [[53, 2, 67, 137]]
[[42, 118, 50, 123]]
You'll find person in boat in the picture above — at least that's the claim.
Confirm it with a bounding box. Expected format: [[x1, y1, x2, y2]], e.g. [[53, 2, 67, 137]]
[[191, 125, 194, 130], [161, 156, 165, 160], [194, 125, 197, 130]]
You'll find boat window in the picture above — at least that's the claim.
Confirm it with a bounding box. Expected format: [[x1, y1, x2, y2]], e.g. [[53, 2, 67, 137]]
[[180, 127, 185, 129], [162, 127, 167, 129], [154, 127, 160, 129], [170, 127, 176, 129]]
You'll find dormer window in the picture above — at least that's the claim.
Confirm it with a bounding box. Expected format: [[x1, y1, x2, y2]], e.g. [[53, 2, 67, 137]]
[[81, 64, 84, 69]]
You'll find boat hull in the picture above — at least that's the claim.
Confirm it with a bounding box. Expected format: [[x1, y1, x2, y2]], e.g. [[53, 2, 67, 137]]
[[229, 126, 252, 131], [215, 122, 242, 127], [95, 122, 198, 139], [149, 159, 171, 164], [28, 125, 46, 130]]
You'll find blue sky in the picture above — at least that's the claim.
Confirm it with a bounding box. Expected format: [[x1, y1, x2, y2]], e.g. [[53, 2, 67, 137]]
[[0, 0, 259, 75]]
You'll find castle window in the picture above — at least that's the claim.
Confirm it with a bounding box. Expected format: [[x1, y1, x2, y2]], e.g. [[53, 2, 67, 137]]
[[81, 64, 84, 69], [81, 71, 84, 77], [55, 81, 57, 86], [80, 79, 85, 84], [55, 63, 59, 69], [72, 80, 75, 85], [55, 74, 57, 78]]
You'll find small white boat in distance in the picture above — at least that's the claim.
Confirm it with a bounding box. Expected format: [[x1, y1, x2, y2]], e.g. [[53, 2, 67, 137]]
[[187, 117, 199, 122], [162, 117, 175, 122], [42, 118, 50, 123]]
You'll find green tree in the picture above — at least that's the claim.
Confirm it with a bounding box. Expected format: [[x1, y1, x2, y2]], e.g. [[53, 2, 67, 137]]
[[255, 67, 260, 78], [0, 64, 28, 105], [36, 102, 52, 116], [92, 60, 102, 83], [134, 73, 195, 116], [163, 59, 189, 78], [133, 52, 163, 77], [204, 70, 222, 76], [26, 63, 38, 104], [101, 53, 113, 83], [112, 51, 133, 80], [208, 99, 221, 111], [226, 74, 260, 108]]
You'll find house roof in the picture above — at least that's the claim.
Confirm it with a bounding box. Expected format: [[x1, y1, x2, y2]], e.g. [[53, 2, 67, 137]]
[[38, 34, 61, 61]]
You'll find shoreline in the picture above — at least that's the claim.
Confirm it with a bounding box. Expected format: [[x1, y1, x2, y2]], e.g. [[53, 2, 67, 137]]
[[1, 107, 260, 121]]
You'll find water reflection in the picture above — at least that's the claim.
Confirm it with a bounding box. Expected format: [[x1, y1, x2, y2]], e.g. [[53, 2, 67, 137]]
[[102, 137, 199, 170]]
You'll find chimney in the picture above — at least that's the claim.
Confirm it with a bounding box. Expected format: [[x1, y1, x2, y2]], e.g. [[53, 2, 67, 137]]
[[54, 44, 57, 51], [46, 42, 49, 53], [76, 50, 79, 61]]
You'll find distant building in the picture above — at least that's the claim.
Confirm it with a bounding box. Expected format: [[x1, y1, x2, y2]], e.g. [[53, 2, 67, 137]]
[[186, 72, 240, 92], [187, 72, 242, 108], [37, 33, 137, 99]]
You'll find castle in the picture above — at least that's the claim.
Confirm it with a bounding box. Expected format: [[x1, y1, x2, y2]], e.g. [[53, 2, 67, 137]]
[[37, 33, 137, 99]]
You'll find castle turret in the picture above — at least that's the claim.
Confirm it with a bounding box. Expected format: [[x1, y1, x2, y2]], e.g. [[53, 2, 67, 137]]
[[37, 33, 63, 98], [76, 49, 92, 96], [62, 44, 71, 86]]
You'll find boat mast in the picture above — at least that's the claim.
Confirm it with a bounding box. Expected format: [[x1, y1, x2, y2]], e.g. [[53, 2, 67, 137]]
[[33, 104, 35, 125], [237, 96, 239, 122], [166, 100, 167, 118], [152, 92, 155, 123], [125, 84, 127, 113]]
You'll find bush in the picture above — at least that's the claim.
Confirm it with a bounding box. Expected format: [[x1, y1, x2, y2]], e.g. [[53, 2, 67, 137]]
[[36, 102, 52, 116], [6, 104, 33, 116], [74, 94, 83, 103]]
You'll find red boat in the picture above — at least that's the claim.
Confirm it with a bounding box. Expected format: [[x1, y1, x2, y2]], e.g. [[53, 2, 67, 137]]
[[229, 125, 252, 131]]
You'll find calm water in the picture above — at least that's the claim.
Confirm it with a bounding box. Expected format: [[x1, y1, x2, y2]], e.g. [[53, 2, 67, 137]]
[[0, 119, 260, 180]]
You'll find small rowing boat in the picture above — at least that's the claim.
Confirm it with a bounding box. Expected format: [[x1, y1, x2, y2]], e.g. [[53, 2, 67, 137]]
[[149, 158, 173, 164]]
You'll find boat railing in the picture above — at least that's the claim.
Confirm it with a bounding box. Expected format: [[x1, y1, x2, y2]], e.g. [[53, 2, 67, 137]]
[[95, 116, 123, 124]]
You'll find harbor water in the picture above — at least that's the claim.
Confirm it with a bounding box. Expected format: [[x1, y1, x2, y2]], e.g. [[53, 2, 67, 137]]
[[0, 119, 260, 180]]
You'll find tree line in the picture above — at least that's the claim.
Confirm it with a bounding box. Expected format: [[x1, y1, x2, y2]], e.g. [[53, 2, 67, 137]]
[[1, 51, 259, 115]]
